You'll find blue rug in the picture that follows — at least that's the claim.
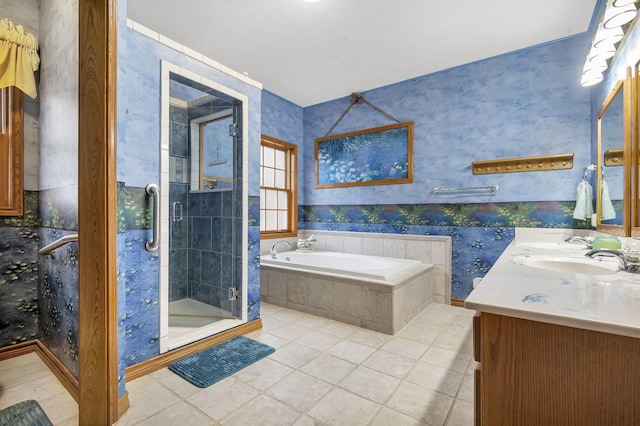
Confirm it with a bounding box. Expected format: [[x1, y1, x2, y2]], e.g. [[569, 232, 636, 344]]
[[0, 400, 53, 426], [168, 336, 275, 388]]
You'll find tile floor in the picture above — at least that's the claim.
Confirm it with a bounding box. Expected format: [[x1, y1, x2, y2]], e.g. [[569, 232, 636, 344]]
[[0, 302, 476, 425]]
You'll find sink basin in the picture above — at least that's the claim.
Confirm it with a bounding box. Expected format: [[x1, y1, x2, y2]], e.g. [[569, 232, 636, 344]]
[[512, 255, 620, 275], [514, 242, 586, 251]]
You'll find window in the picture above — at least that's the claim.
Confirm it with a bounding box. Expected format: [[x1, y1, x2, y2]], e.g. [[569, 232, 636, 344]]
[[260, 135, 297, 238], [0, 87, 23, 216]]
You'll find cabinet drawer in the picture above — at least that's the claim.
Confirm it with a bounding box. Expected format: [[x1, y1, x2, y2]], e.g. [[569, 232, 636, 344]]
[[473, 311, 481, 362]]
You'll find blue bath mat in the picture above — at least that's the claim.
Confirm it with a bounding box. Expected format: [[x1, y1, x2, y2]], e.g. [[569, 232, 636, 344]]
[[0, 400, 53, 426], [168, 336, 275, 388]]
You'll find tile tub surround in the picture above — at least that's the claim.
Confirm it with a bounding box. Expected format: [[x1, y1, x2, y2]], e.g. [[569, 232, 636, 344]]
[[261, 230, 451, 304], [260, 262, 434, 335]]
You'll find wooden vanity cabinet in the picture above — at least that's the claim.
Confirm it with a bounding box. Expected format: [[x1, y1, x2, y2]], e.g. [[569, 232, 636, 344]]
[[473, 312, 640, 425]]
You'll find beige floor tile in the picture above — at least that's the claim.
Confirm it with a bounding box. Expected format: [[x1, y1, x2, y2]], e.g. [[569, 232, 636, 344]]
[[57, 417, 80, 426], [186, 377, 260, 421], [39, 390, 79, 425], [0, 357, 54, 389], [222, 394, 301, 426], [387, 381, 454, 425], [396, 323, 439, 346], [348, 328, 391, 348], [115, 376, 183, 426], [259, 303, 286, 316], [135, 401, 214, 426], [338, 366, 400, 404], [293, 313, 332, 329], [0, 353, 40, 370], [0, 375, 67, 410], [362, 349, 416, 379], [295, 330, 342, 352], [405, 362, 464, 397], [269, 323, 315, 341], [420, 346, 471, 373], [300, 353, 357, 384], [370, 407, 427, 426], [307, 388, 380, 426], [149, 368, 201, 399], [248, 332, 290, 349], [234, 358, 293, 391], [456, 373, 474, 403], [432, 331, 473, 354], [380, 337, 428, 360], [260, 315, 288, 333], [268, 308, 305, 323], [293, 414, 324, 426], [268, 342, 320, 368], [266, 371, 332, 411], [327, 340, 376, 364], [317, 321, 358, 338], [446, 399, 474, 426]]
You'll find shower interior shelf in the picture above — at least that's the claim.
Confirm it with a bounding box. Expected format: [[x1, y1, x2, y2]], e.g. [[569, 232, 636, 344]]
[[472, 153, 574, 175]]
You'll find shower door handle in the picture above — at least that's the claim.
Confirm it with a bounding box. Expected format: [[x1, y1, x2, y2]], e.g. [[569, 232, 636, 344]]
[[172, 201, 183, 222], [145, 183, 160, 252]]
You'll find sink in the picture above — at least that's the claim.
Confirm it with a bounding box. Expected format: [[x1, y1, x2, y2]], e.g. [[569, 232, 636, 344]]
[[512, 255, 620, 276], [514, 242, 586, 251]]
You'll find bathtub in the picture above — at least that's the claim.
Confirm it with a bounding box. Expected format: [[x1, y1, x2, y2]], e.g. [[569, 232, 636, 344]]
[[260, 250, 434, 334], [261, 250, 427, 283]]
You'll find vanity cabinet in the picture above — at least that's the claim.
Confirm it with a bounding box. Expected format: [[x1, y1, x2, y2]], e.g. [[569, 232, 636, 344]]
[[473, 312, 640, 425]]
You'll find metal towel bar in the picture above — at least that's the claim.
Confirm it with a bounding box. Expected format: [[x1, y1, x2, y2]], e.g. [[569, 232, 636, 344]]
[[39, 234, 79, 257], [432, 185, 499, 198], [146, 183, 160, 252]]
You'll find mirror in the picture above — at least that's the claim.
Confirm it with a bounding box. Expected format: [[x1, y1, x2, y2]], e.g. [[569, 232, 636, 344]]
[[597, 72, 631, 236], [169, 73, 234, 192]]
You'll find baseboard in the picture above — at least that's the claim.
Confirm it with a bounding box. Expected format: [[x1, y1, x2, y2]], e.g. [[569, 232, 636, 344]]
[[0, 340, 79, 402], [450, 298, 465, 307], [126, 319, 263, 382], [0, 339, 130, 419]]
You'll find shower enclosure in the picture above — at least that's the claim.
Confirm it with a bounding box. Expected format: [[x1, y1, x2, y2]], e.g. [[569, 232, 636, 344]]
[[158, 61, 248, 351]]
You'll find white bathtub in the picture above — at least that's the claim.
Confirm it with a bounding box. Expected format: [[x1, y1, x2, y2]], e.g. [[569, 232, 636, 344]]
[[260, 250, 427, 284], [260, 250, 434, 334]]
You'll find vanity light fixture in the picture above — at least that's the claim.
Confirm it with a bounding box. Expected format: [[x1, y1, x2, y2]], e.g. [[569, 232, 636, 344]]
[[581, 0, 638, 87], [604, 0, 638, 28], [592, 23, 623, 47]]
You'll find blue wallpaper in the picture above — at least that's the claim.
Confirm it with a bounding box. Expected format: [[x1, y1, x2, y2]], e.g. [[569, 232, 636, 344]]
[[116, 22, 262, 369], [302, 35, 592, 206], [262, 33, 595, 300]]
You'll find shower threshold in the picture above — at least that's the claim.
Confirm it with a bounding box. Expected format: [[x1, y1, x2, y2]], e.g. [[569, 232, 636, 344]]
[[167, 298, 239, 349]]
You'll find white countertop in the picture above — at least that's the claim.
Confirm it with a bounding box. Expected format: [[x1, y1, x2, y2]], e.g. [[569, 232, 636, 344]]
[[464, 229, 640, 338]]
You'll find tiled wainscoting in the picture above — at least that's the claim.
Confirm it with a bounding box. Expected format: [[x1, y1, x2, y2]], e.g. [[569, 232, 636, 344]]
[[260, 264, 434, 335], [260, 231, 451, 304]]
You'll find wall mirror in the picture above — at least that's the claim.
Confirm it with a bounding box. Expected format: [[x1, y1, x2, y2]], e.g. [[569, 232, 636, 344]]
[[597, 71, 631, 236], [633, 62, 640, 237], [169, 72, 235, 192]]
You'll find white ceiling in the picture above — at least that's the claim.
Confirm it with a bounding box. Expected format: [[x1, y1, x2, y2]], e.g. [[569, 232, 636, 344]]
[[127, 0, 598, 107]]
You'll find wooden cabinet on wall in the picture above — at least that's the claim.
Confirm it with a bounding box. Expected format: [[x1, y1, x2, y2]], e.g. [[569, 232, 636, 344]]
[[0, 87, 23, 216], [473, 312, 640, 425]]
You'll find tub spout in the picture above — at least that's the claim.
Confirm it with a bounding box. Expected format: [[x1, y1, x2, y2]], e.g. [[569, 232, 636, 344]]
[[271, 240, 292, 259]]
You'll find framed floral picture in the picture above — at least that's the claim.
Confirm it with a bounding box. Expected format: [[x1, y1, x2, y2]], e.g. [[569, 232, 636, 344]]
[[315, 121, 413, 188]]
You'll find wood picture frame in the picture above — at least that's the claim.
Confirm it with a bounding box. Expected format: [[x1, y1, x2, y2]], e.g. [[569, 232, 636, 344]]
[[315, 121, 413, 188]]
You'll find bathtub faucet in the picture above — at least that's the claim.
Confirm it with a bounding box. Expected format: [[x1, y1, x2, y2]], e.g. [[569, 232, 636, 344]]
[[271, 240, 292, 259]]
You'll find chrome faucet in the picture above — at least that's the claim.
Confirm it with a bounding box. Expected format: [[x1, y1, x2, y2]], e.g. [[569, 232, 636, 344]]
[[270, 240, 292, 259], [565, 236, 593, 249], [585, 249, 640, 273]]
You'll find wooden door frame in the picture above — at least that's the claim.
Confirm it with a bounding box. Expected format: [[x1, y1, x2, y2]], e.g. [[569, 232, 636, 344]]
[[78, 0, 127, 423]]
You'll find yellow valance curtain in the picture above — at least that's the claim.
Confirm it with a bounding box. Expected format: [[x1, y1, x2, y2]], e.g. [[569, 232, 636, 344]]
[[0, 18, 40, 99]]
